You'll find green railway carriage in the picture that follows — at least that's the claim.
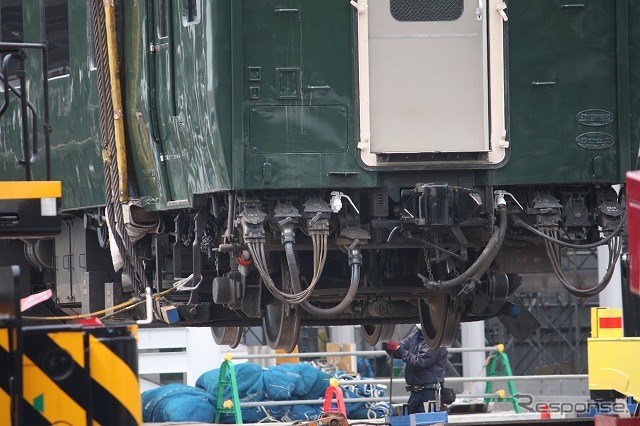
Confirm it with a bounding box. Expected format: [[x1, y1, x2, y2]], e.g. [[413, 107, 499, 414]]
[[0, 0, 638, 350]]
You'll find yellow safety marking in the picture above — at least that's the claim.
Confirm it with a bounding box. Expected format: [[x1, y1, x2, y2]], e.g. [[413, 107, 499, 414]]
[[127, 324, 139, 340], [591, 307, 624, 338], [22, 354, 86, 424], [0, 181, 62, 200], [1, 329, 12, 426], [89, 335, 141, 421], [47, 331, 85, 368], [0, 328, 8, 351], [0, 386, 11, 425]]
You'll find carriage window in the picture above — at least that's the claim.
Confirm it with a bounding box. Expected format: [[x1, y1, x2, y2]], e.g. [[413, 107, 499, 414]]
[[183, 0, 200, 25], [44, 0, 70, 78], [390, 0, 463, 22], [157, 0, 170, 38], [0, 0, 24, 83]]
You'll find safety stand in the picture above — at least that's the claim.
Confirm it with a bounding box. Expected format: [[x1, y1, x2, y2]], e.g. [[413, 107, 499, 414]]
[[0, 266, 23, 426], [483, 345, 521, 413], [323, 378, 347, 416], [214, 354, 243, 424]]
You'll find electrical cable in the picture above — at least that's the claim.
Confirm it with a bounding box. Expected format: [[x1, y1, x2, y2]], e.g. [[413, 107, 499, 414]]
[[247, 230, 329, 305], [24, 274, 194, 322], [544, 229, 621, 298], [23, 296, 143, 321], [513, 210, 624, 297], [513, 213, 625, 249]]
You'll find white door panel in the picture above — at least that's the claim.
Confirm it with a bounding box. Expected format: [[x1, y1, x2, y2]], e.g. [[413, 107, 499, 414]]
[[367, 0, 489, 154]]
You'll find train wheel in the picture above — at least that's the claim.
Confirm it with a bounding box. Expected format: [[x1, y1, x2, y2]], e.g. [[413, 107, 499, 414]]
[[362, 324, 395, 346], [261, 253, 301, 353], [262, 253, 300, 352], [263, 300, 300, 353], [418, 294, 460, 349], [211, 326, 243, 348]]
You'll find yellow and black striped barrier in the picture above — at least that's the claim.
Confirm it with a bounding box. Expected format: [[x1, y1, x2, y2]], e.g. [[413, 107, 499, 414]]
[[0, 324, 141, 425]]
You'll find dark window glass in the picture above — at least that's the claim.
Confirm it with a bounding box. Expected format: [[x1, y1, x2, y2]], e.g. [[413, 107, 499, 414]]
[[390, 0, 463, 22], [0, 0, 24, 82], [44, 0, 70, 78], [183, 0, 200, 25], [157, 0, 170, 38]]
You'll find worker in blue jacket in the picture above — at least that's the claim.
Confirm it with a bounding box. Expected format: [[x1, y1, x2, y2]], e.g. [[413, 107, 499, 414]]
[[386, 328, 448, 414]]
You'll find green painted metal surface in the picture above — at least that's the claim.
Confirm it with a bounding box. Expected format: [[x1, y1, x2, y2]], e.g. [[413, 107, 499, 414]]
[[4, 0, 639, 212], [249, 105, 348, 154], [122, 0, 233, 210], [170, 1, 233, 194], [488, 0, 636, 186], [45, 1, 105, 210], [121, 0, 172, 210], [235, 0, 377, 189], [149, 0, 190, 205], [0, 0, 106, 210]]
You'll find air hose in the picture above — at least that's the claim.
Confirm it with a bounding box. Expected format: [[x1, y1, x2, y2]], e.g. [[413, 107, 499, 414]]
[[290, 241, 362, 318], [420, 203, 508, 290]]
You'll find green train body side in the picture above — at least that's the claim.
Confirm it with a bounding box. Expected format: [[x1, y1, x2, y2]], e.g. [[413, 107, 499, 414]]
[[486, 0, 640, 185], [123, 0, 234, 210], [123, 0, 640, 208], [1, 0, 105, 209], [3, 1, 639, 208], [123, 0, 378, 212], [232, 0, 377, 191]]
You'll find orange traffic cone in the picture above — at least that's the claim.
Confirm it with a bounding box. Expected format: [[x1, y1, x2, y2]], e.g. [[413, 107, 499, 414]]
[[540, 403, 551, 420]]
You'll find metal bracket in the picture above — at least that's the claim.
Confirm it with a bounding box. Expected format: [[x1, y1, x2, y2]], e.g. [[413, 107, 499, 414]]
[[350, 0, 368, 13], [496, 2, 508, 21], [476, 0, 484, 20], [239, 204, 267, 242], [494, 190, 524, 211]]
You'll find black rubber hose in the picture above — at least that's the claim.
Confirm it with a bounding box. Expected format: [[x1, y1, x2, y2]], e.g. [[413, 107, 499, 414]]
[[285, 238, 361, 316], [546, 235, 621, 298], [422, 205, 508, 290], [513, 213, 625, 250], [299, 263, 361, 317], [284, 241, 303, 300]]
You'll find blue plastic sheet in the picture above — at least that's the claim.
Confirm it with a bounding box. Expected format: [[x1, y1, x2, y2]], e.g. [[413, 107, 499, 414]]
[[142, 383, 217, 423], [141, 363, 390, 423]]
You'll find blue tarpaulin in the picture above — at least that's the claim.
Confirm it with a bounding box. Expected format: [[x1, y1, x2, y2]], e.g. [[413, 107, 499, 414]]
[[142, 383, 217, 423], [141, 363, 389, 423]]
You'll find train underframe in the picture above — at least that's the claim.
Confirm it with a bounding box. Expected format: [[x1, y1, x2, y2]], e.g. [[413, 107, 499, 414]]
[[13, 181, 625, 351]]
